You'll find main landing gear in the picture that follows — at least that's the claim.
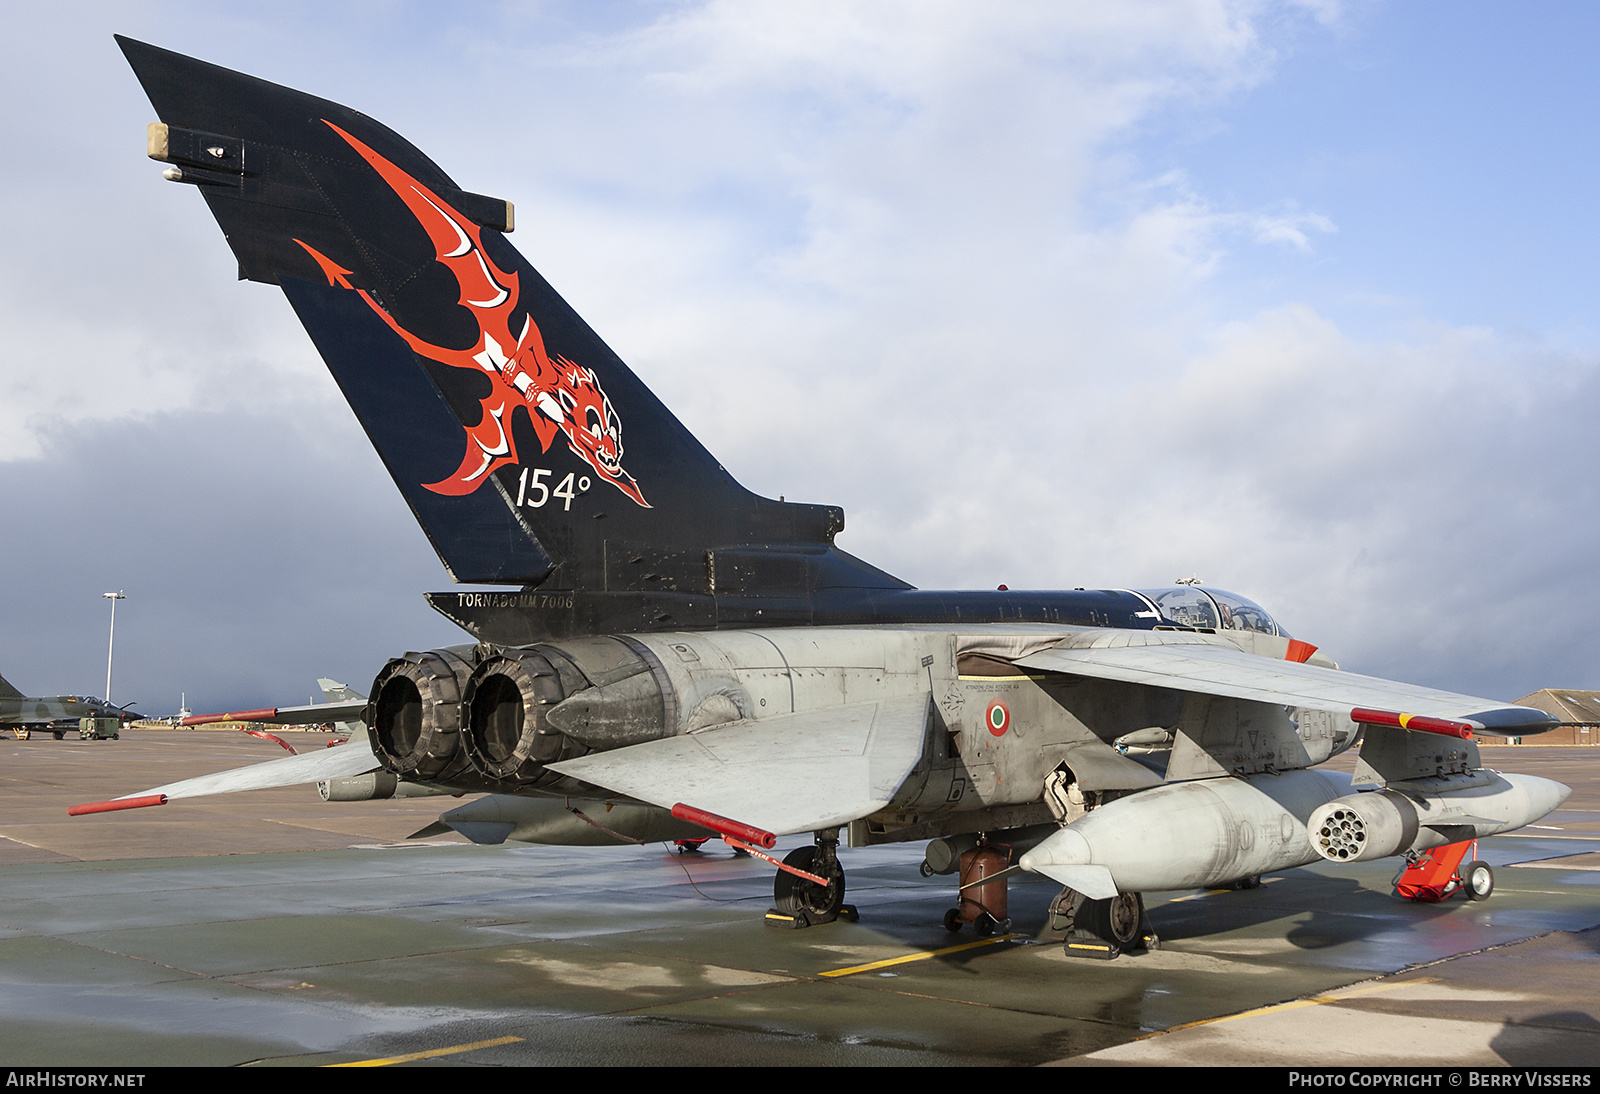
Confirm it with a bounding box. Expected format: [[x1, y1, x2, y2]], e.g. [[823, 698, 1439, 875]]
[[1050, 887, 1158, 959], [766, 829, 858, 929]]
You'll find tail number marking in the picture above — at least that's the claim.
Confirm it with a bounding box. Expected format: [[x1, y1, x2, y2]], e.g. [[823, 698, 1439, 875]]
[[516, 467, 591, 511]]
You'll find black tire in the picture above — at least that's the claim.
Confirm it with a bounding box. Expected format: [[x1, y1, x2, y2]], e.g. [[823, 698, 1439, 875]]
[[975, 913, 994, 937], [943, 908, 962, 933], [773, 846, 845, 918], [52, 732, 64, 740], [1464, 860, 1494, 901], [1084, 891, 1143, 946]]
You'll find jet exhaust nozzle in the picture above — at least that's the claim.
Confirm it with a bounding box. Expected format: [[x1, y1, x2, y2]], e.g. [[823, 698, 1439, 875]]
[[368, 648, 475, 780], [460, 648, 590, 785], [460, 636, 674, 785]]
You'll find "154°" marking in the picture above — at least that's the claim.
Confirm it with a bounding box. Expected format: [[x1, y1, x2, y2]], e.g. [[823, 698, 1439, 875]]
[[516, 467, 591, 511]]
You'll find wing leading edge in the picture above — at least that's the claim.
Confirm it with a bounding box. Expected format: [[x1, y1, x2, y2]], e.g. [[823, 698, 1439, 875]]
[[180, 700, 368, 727], [69, 741, 380, 814], [1012, 630, 1558, 736]]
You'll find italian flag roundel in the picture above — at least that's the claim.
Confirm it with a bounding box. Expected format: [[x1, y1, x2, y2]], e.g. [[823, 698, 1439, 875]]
[[985, 699, 1010, 736]]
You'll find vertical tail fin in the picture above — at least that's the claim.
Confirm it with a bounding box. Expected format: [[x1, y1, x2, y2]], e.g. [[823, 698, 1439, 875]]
[[316, 679, 364, 705], [118, 36, 905, 607]]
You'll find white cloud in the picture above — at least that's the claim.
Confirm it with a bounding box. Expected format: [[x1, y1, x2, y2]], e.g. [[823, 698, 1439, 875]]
[[2, 1, 1594, 707]]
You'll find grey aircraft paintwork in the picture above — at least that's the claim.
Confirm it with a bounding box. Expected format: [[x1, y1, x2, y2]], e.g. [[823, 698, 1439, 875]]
[[82, 39, 1575, 956], [100, 620, 1572, 951], [0, 672, 139, 740]]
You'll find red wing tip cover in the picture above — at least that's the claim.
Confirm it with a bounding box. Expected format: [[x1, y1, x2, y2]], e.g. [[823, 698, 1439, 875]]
[[181, 708, 277, 726], [670, 803, 777, 849], [1351, 707, 1475, 739], [68, 794, 168, 816]]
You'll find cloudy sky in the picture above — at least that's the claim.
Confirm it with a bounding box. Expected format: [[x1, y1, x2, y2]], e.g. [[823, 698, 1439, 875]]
[[3, 1, 1597, 715]]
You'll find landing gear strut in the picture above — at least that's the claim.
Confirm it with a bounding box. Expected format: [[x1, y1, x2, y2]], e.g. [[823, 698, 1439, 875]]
[[766, 829, 857, 929], [1050, 887, 1156, 959]]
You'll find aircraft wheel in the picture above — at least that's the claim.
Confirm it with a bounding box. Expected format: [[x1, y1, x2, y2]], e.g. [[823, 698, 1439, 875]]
[[1084, 891, 1144, 947], [52, 731, 64, 740], [975, 913, 994, 937], [773, 846, 844, 918], [1464, 861, 1494, 901], [943, 908, 962, 933]]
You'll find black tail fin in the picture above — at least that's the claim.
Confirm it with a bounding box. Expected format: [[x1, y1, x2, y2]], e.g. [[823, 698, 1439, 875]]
[[118, 37, 906, 607]]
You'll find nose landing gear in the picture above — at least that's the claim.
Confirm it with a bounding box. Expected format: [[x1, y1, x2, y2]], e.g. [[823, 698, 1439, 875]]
[[1050, 887, 1156, 959]]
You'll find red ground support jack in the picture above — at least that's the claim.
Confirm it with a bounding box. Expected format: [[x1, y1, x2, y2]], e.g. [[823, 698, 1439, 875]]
[[1393, 839, 1495, 903]]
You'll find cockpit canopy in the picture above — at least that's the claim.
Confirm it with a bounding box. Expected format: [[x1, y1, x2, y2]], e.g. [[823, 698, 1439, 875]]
[[1131, 586, 1285, 637]]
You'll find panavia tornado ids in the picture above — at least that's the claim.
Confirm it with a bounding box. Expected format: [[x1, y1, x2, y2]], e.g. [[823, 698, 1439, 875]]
[[78, 37, 1571, 952], [2, 672, 140, 740]]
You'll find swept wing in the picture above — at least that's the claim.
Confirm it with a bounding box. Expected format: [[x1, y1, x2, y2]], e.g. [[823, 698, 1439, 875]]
[[549, 694, 933, 836], [181, 700, 368, 727], [1011, 629, 1558, 736], [70, 740, 380, 814]]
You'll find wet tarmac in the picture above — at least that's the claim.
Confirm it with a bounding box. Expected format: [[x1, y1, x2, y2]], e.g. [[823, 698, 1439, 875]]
[[1, 732, 1597, 1066]]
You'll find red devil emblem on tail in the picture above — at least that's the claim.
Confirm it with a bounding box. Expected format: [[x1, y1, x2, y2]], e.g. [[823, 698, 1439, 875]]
[[296, 122, 648, 508]]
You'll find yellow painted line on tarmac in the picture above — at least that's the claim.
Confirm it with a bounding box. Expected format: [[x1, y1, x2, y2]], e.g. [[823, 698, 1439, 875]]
[[819, 935, 1016, 978], [1165, 888, 1232, 903], [1147, 978, 1440, 1038], [328, 1035, 524, 1067]]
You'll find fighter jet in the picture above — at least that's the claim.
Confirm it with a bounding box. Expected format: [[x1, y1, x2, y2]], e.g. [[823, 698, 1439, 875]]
[[1, 672, 140, 739], [80, 38, 1570, 952]]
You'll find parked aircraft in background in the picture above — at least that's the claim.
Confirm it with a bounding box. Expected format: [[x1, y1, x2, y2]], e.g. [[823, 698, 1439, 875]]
[[77, 38, 1569, 954], [1, 672, 142, 740]]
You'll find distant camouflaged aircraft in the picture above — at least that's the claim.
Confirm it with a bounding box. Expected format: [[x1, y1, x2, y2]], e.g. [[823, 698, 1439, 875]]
[[0, 673, 140, 739]]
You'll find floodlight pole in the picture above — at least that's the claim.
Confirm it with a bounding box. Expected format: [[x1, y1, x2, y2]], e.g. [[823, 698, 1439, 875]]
[[103, 591, 126, 703]]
